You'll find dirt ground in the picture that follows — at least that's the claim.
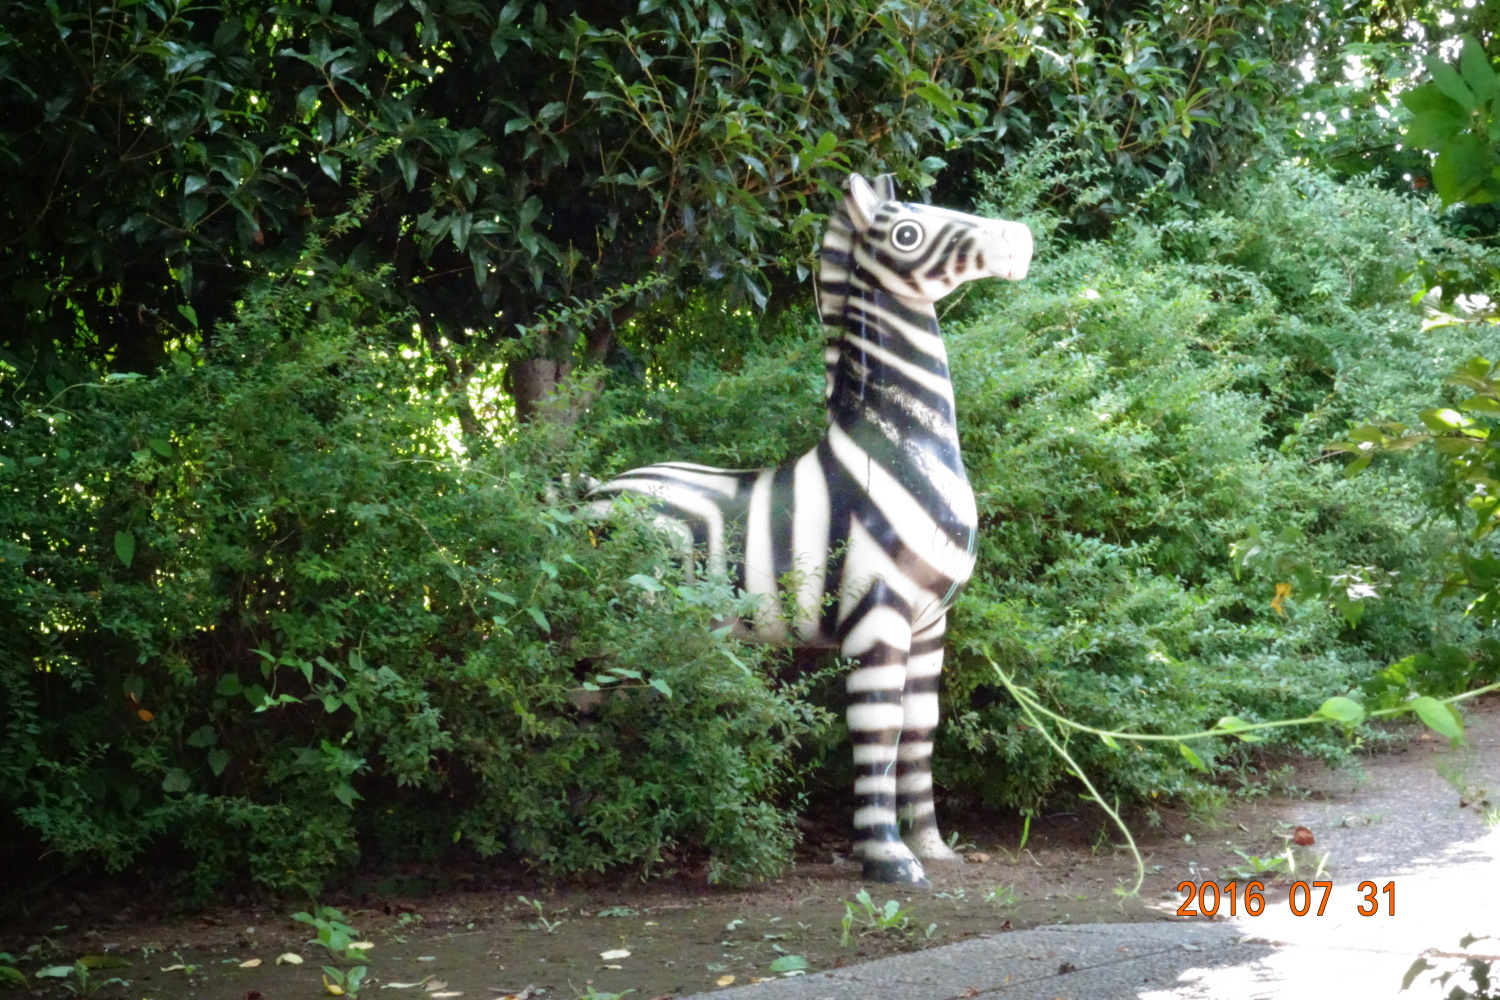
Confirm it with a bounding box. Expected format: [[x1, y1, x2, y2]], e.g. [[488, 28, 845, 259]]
[[2, 715, 1488, 1000]]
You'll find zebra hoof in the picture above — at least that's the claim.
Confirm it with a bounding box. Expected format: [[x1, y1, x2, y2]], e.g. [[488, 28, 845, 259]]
[[863, 857, 930, 887]]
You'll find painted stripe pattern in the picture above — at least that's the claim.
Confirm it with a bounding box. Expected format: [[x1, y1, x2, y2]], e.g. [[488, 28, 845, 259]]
[[592, 174, 1032, 885]]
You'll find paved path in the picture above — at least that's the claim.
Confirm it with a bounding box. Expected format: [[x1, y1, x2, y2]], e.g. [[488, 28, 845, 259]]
[[687, 701, 1500, 999]]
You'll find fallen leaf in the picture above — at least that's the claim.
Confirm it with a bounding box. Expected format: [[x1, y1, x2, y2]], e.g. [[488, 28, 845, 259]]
[[715, 975, 736, 986], [424, 981, 448, 992], [1292, 826, 1316, 846], [160, 965, 187, 972], [964, 852, 990, 863], [79, 955, 131, 969], [323, 974, 346, 995], [348, 941, 376, 951], [381, 980, 432, 989], [277, 953, 304, 966], [429, 993, 463, 998], [239, 958, 262, 968], [416, 956, 437, 962], [601, 964, 623, 970], [599, 949, 630, 961]]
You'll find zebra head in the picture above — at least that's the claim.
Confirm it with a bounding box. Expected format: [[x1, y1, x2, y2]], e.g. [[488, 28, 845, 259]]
[[841, 173, 1032, 304]]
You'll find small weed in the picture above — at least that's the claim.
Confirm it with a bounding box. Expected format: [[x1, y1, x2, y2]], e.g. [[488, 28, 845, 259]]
[[30, 962, 128, 1000], [321, 964, 368, 998], [1224, 849, 1294, 881], [518, 895, 565, 933], [595, 906, 640, 918], [984, 884, 1017, 908], [292, 906, 369, 998], [292, 906, 368, 962], [838, 889, 933, 947], [575, 987, 634, 1000], [944, 830, 977, 853]]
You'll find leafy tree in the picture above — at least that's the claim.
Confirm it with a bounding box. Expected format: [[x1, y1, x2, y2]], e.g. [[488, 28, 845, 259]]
[[1401, 35, 1500, 206], [3, 0, 1354, 425]]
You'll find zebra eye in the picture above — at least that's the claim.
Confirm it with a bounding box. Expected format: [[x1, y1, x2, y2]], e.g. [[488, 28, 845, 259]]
[[891, 221, 923, 251]]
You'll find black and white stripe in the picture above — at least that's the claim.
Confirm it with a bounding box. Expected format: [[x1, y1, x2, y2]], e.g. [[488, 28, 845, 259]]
[[592, 174, 1032, 885]]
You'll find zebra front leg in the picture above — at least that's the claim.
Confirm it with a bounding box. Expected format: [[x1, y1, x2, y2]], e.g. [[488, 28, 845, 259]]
[[841, 582, 928, 886], [898, 615, 960, 861]]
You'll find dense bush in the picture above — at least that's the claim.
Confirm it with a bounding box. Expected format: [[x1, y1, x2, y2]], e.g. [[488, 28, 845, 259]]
[[0, 255, 822, 898], [575, 163, 1500, 818], [5, 160, 1499, 898]]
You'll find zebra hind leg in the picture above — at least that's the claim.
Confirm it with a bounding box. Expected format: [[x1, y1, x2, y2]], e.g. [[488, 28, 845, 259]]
[[898, 616, 961, 861], [842, 582, 928, 887]]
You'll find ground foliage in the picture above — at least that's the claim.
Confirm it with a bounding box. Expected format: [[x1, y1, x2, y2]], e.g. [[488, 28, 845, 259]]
[[577, 159, 1500, 819], [0, 247, 823, 899], [5, 158, 1500, 900], [7, 5, 1500, 901]]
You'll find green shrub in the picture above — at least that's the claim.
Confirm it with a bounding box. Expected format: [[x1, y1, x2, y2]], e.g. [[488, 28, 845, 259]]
[[573, 163, 1499, 817], [0, 261, 823, 898]]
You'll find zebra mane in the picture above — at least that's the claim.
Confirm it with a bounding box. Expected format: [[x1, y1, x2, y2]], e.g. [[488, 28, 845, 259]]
[[817, 174, 901, 418]]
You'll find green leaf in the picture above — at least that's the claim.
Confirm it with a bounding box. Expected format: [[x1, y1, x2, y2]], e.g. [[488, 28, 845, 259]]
[[649, 677, 673, 699], [161, 768, 191, 794], [1213, 716, 1262, 742], [525, 606, 550, 633], [627, 573, 664, 592], [35, 967, 74, 980], [1420, 408, 1473, 432], [373, 0, 405, 24], [186, 724, 218, 748], [1459, 35, 1496, 104], [1427, 53, 1478, 112], [1410, 696, 1464, 743], [114, 530, 136, 568], [216, 674, 242, 696], [1458, 395, 1500, 414], [769, 955, 808, 973], [1401, 957, 1434, 991], [0, 966, 27, 986], [334, 783, 362, 807], [1179, 743, 1207, 771], [1433, 133, 1495, 206], [207, 748, 231, 776], [149, 437, 172, 457], [77, 955, 131, 970], [1317, 696, 1365, 727]]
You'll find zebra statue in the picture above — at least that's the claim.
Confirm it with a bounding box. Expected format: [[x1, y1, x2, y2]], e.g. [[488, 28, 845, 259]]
[[591, 174, 1032, 885]]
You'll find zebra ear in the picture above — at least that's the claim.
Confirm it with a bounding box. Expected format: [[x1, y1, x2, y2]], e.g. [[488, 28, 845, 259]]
[[844, 173, 880, 232], [872, 174, 899, 202]]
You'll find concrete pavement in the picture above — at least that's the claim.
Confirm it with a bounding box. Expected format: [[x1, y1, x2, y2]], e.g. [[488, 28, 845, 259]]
[[686, 702, 1500, 999]]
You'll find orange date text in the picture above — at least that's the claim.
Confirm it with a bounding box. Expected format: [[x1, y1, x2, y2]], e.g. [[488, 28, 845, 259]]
[[1175, 880, 1395, 917]]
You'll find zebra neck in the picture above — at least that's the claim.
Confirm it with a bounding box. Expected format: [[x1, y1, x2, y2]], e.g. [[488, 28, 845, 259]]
[[825, 283, 962, 470]]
